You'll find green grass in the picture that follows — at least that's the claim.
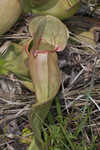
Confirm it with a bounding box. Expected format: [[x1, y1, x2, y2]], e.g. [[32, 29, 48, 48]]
[[42, 97, 98, 150]]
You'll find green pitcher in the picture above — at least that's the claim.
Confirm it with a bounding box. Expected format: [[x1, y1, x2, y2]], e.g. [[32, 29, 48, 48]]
[[0, 15, 69, 150], [24, 0, 80, 20], [0, 0, 23, 34]]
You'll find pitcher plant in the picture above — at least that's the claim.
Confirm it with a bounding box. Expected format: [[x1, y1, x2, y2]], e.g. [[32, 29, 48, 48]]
[[0, 15, 69, 150], [0, 0, 23, 34], [24, 0, 80, 20]]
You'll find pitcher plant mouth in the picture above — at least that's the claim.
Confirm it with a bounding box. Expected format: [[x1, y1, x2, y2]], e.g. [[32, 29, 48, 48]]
[[25, 38, 63, 57]]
